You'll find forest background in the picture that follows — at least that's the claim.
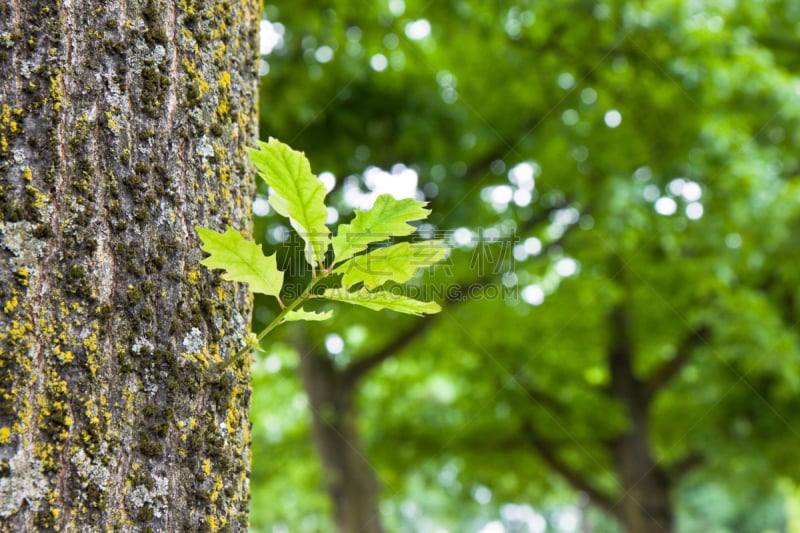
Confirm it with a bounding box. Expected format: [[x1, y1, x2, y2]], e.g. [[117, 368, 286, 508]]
[[250, 1, 800, 532]]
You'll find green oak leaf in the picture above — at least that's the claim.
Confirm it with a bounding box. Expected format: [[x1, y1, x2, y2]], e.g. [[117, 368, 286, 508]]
[[320, 288, 441, 315], [332, 194, 431, 263], [248, 138, 330, 267], [196, 226, 283, 298], [283, 309, 334, 322], [268, 192, 290, 218], [334, 240, 448, 289]]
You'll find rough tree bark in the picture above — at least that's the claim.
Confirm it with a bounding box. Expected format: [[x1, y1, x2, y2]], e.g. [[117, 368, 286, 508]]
[[295, 338, 384, 533], [0, 0, 259, 530]]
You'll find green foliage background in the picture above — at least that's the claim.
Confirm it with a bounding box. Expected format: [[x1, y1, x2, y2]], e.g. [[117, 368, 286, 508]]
[[246, 1, 800, 531]]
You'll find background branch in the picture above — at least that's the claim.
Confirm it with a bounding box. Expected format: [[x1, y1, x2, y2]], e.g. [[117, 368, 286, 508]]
[[643, 325, 710, 401], [342, 316, 439, 384], [521, 422, 620, 519]]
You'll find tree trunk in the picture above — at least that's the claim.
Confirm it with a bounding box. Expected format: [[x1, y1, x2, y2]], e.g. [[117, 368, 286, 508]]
[[0, 0, 259, 531], [297, 344, 384, 533], [607, 306, 674, 533]]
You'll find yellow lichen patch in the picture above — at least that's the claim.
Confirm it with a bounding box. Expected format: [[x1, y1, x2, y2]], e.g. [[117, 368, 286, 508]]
[[8, 319, 33, 339], [181, 58, 210, 95], [226, 385, 240, 435], [104, 111, 118, 132], [187, 271, 200, 284], [0, 426, 11, 443], [49, 371, 67, 391], [83, 398, 102, 430], [218, 71, 231, 90], [11, 394, 32, 438], [54, 346, 74, 364], [202, 458, 211, 476], [213, 143, 227, 159], [180, 0, 197, 16], [4, 296, 18, 313], [49, 75, 62, 110], [208, 344, 222, 364], [23, 186, 49, 221], [23, 167, 32, 181], [213, 43, 227, 64], [185, 352, 209, 369], [218, 165, 230, 183], [238, 461, 249, 496], [83, 332, 99, 352], [215, 286, 226, 301], [35, 441, 57, 471], [198, 79, 210, 95], [209, 475, 224, 502]]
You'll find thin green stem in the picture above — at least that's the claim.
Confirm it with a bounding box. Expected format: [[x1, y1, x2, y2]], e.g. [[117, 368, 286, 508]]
[[215, 275, 326, 372]]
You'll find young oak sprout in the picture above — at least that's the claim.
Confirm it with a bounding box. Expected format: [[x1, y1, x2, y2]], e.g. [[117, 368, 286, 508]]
[[196, 138, 447, 368]]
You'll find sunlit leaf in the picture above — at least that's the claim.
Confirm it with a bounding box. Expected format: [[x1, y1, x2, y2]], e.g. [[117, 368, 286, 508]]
[[283, 309, 334, 322], [249, 138, 330, 266], [268, 192, 290, 218], [196, 226, 283, 297], [334, 240, 448, 289], [332, 194, 431, 263], [320, 288, 441, 315]]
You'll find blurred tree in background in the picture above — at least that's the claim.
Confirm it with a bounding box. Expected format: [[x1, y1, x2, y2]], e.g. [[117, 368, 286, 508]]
[[248, 1, 800, 532]]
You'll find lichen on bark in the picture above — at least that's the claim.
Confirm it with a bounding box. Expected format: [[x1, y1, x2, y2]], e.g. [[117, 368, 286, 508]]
[[0, 0, 260, 530]]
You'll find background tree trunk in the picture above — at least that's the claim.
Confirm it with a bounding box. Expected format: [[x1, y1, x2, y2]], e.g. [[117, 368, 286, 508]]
[[0, 0, 259, 530], [608, 305, 674, 533], [296, 340, 384, 533]]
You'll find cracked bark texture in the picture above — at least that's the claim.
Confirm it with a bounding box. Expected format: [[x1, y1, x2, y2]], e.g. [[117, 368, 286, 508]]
[[0, 0, 259, 530]]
